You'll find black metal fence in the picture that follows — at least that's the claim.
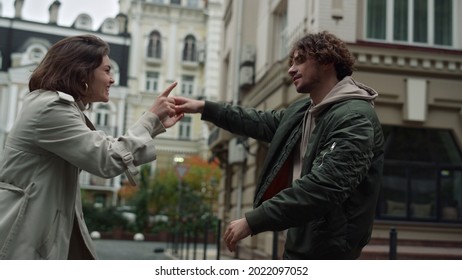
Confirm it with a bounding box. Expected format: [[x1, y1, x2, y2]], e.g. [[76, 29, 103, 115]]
[[167, 218, 222, 260]]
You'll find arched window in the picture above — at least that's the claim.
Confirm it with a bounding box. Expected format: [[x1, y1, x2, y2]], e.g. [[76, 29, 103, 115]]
[[147, 30, 162, 59], [182, 34, 197, 62], [23, 43, 48, 65]]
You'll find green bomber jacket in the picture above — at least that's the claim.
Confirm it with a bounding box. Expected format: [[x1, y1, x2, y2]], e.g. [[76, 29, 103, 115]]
[[202, 92, 384, 259]]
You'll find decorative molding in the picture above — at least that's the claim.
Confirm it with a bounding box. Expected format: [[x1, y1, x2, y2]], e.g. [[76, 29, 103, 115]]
[[350, 44, 462, 77]]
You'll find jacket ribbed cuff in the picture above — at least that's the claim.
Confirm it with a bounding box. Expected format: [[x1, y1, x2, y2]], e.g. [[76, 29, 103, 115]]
[[201, 101, 222, 122], [245, 206, 270, 235]]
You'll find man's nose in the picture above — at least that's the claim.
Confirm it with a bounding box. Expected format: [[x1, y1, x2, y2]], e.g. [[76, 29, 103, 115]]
[[288, 65, 296, 76]]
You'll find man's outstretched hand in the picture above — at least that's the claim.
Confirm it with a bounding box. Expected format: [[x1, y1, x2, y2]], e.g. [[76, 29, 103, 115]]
[[223, 218, 252, 252]]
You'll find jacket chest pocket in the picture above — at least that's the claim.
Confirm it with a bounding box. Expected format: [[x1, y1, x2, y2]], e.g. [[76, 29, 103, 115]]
[[0, 182, 34, 259]]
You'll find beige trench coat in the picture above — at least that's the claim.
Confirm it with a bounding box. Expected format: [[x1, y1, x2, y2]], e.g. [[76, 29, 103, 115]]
[[0, 90, 165, 259]]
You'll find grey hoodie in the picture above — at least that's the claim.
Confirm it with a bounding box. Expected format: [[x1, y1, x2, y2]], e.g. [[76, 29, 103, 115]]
[[293, 76, 378, 181]]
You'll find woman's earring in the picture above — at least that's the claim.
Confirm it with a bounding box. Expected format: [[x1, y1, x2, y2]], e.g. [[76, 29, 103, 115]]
[[84, 82, 89, 92]]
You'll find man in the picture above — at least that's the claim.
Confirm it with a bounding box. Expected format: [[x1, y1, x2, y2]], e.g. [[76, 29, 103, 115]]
[[174, 31, 384, 259]]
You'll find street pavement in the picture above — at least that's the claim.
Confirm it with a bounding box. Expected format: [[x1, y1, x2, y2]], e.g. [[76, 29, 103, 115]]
[[92, 239, 232, 260], [93, 239, 172, 260]]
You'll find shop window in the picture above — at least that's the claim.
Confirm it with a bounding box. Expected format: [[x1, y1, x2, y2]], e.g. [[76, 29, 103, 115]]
[[377, 126, 462, 223]]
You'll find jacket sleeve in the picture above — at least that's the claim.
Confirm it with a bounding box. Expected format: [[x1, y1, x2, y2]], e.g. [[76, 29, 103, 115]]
[[202, 101, 284, 143], [34, 98, 165, 178], [245, 112, 375, 233]]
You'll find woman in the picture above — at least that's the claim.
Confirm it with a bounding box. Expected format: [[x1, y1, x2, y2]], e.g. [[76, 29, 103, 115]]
[[0, 35, 183, 259]]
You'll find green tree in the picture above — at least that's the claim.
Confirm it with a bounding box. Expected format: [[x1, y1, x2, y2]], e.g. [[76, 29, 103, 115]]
[[132, 164, 151, 232], [147, 156, 222, 232]]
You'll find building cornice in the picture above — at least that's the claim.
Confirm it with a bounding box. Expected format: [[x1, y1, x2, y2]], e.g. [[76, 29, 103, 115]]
[[349, 42, 462, 79], [0, 18, 130, 45]]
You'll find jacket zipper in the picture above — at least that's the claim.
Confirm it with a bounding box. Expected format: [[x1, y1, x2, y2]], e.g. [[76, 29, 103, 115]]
[[319, 142, 336, 167]]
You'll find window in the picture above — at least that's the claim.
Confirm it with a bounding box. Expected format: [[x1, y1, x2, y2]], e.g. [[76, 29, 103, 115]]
[[101, 18, 119, 34], [170, 0, 181, 5], [182, 35, 197, 62], [94, 104, 115, 136], [95, 104, 110, 127], [377, 126, 462, 223], [146, 71, 159, 92], [273, 0, 288, 61], [25, 44, 48, 64], [147, 31, 162, 59], [181, 75, 194, 96], [75, 14, 92, 30], [434, 0, 453, 45], [29, 47, 45, 62], [366, 0, 454, 47], [441, 170, 462, 221], [179, 116, 191, 139]]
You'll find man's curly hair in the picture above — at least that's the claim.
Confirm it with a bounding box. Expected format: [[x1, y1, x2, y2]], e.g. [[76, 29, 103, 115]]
[[288, 31, 355, 80]]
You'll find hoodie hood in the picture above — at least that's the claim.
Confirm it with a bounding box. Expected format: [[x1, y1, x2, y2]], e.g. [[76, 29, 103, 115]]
[[310, 76, 378, 116]]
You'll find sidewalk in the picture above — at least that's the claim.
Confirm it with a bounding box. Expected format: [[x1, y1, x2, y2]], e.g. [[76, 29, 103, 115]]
[[164, 244, 236, 260]]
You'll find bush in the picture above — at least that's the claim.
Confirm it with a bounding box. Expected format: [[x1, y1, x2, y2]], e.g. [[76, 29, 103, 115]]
[[82, 204, 129, 232]]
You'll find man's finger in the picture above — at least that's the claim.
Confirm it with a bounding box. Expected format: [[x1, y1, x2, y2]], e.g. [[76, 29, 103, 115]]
[[160, 82, 177, 97]]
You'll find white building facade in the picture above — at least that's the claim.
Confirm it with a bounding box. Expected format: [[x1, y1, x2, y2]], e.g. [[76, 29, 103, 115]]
[[119, 0, 223, 172]]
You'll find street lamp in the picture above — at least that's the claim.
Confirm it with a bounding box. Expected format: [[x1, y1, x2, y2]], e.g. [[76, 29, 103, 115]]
[[173, 155, 185, 164], [173, 155, 189, 256]]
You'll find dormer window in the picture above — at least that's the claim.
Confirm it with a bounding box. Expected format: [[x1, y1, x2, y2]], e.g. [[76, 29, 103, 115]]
[[74, 13, 93, 30], [101, 18, 119, 34]]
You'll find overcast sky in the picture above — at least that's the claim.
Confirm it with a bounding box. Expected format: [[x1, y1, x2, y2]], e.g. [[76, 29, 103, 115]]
[[1, 0, 119, 29]]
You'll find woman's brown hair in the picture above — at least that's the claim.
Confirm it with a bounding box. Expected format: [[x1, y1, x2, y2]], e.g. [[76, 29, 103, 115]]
[[29, 34, 110, 101], [288, 31, 355, 80]]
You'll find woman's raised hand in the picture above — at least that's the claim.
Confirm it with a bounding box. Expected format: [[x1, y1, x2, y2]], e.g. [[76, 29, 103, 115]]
[[150, 82, 183, 128]]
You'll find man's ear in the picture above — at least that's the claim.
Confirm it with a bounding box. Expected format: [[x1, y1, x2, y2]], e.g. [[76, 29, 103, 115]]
[[321, 62, 336, 74]]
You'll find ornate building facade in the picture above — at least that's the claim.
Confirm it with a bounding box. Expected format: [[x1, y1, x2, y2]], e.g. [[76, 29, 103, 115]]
[[119, 0, 223, 172]]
